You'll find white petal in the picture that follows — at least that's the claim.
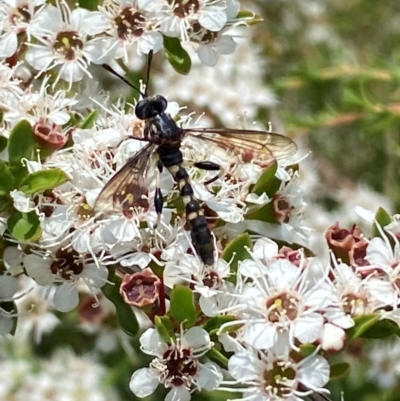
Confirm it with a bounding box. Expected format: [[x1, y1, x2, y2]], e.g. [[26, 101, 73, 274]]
[[197, 45, 218, 67], [0, 313, 14, 336], [182, 326, 210, 349], [166, 386, 191, 401], [0, 275, 19, 299], [83, 264, 109, 289], [294, 313, 324, 344], [199, 7, 227, 31], [354, 205, 375, 223], [228, 351, 257, 380], [59, 62, 85, 82], [138, 32, 164, 54], [197, 362, 223, 390], [130, 368, 159, 397], [24, 254, 53, 286], [216, 35, 237, 55], [53, 283, 79, 312], [298, 355, 330, 388], [243, 321, 276, 349], [320, 323, 346, 351], [49, 110, 71, 125], [26, 47, 54, 71], [0, 32, 18, 58], [253, 237, 279, 259], [140, 328, 168, 356]]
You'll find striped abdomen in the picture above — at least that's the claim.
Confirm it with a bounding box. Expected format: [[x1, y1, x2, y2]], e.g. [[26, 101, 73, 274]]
[[158, 145, 214, 266]]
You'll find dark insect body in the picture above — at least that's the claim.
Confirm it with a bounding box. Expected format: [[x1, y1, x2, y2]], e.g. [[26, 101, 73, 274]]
[[94, 54, 298, 267]]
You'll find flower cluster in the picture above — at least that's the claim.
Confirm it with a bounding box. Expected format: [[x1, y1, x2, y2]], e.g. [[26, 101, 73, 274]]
[[0, 2, 399, 401], [0, 0, 256, 88]]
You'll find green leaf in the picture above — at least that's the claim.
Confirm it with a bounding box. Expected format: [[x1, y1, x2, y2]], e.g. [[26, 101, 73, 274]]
[[0, 193, 11, 212], [0, 160, 15, 192], [221, 233, 252, 284], [203, 315, 236, 336], [80, 109, 99, 129], [163, 36, 191, 75], [330, 362, 351, 380], [245, 201, 276, 222], [358, 318, 400, 339], [371, 207, 393, 237], [250, 161, 278, 196], [7, 211, 42, 242], [8, 120, 35, 168], [102, 273, 139, 338], [77, 0, 99, 10], [236, 10, 264, 26], [206, 348, 229, 369], [155, 316, 176, 342], [347, 314, 380, 339], [0, 136, 7, 152], [170, 285, 196, 327], [19, 169, 69, 195]]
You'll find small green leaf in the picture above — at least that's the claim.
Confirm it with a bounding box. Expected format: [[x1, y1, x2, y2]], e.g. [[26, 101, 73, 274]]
[[102, 273, 139, 338], [80, 110, 99, 129], [206, 348, 229, 369], [358, 318, 400, 339], [0, 193, 11, 212], [347, 314, 380, 339], [330, 362, 351, 380], [372, 207, 393, 238], [170, 285, 196, 327], [0, 160, 15, 192], [8, 120, 35, 168], [77, 0, 99, 10], [0, 136, 7, 152], [222, 233, 252, 284], [245, 201, 276, 222], [163, 36, 191, 75], [250, 161, 277, 196], [155, 316, 176, 342], [7, 211, 42, 242], [203, 315, 236, 336], [299, 343, 317, 358], [236, 10, 264, 25], [19, 169, 69, 195]]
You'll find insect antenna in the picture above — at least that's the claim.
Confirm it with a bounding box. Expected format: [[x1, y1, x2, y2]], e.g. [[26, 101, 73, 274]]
[[102, 63, 146, 98], [144, 50, 154, 98]]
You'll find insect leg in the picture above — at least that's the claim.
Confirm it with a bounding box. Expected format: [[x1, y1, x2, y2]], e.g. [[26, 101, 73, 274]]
[[193, 161, 224, 186], [153, 160, 164, 229]]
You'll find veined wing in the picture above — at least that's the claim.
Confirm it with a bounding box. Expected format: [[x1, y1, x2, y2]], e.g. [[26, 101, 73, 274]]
[[94, 143, 156, 216], [186, 128, 297, 165]]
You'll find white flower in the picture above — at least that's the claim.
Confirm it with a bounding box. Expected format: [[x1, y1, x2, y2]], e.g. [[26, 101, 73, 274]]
[[139, 0, 229, 42], [230, 241, 331, 350], [228, 345, 330, 401], [22, 249, 109, 313], [10, 190, 36, 212], [129, 327, 222, 399], [4, 76, 77, 127], [0, 0, 46, 58], [89, 0, 163, 65], [25, 3, 108, 88]]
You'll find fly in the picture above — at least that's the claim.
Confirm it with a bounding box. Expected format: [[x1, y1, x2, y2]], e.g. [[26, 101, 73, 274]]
[[94, 52, 298, 267]]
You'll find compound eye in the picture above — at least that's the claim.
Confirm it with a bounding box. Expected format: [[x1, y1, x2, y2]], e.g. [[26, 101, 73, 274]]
[[153, 95, 168, 114], [135, 99, 150, 120]]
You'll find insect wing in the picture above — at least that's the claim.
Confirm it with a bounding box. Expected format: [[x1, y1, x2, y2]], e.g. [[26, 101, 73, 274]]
[[94, 143, 156, 216], [186, 128, 297, 165]]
